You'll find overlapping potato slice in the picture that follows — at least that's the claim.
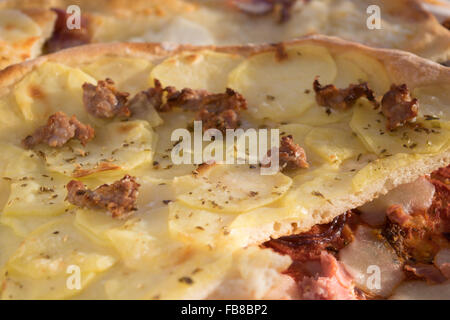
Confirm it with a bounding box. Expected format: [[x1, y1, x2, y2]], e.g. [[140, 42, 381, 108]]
[[2, 172, 69, 217], [0, 215, 58, 237], [228, 45, 337, 121], [106, 207, 188, 270], [37, 120, 154, 177], [74, 176, 176, 247], [1, 216, 116, 299], [350, 100, 450, 156], [150, 51, 242, 92], [150, 110, 197, 179], [74, 209, 126, 247], [351, 153, 427, 191], [333, 53, 369, 88], [305, 125, 367, 164], [174, 164, 292, 213], [293, 104, 353, 126], [413, 85, 450, 127], [0, 224, 22, 266], [13, 62, 96, 124], [81, 57, 154, 95], [104, 252, 231, 300], [168, 202, 232, 248], [0, 143, 41, 179], [282, 165, 354, 213], [333, 51, 390, 96]]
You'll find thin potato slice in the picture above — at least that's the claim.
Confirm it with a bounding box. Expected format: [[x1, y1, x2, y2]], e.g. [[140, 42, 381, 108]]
[[81, 57, 153, 95], [305, 126, 367, 164], [228, 45, 337, 121], [39, 120, 154, 177], [350, 101, 450, 156], [150, 51, 242, 92], [13, 62, 96, 124], [3, 173, 70, 217], [174, 164, 292, 213]]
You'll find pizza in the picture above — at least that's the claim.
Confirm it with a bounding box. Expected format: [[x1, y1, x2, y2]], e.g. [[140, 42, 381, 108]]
[[0, 36, 448, 299], [0, 0, 449, 71]]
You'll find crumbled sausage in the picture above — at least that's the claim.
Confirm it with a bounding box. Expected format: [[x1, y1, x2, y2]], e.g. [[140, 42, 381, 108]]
[[263, 135, 309, 171], [22, 112, 94, 149], [66, 175, 140, 219], [130, 79, 209, 113], [381, 84, 419, 131], [135, 80, 247, 132], [82, 78, 130, 118], [44, 8, 91, 53], [194, 88, 247, 132], [313, 79, 378, 111]]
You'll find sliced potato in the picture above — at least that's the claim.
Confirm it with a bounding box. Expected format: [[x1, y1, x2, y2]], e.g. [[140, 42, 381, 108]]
[[106, 207, 187, 270], [351, 153, 425, 191], [3, 173, 70, 217], [350, 101, 450, 155], [334, 51, 390, 96], [292, 104, 353, 126], [168, 202, 233, 248], [150, 51, 242, 92], [104, 252, 232, 300], [228, 45, 337, 121], [13, 62, 96, 124], [333, 53, 369, 88], [305, 126, 367, 164], [6, 216, 116, 279], [174, 164, 292, 213], [38, 120, 154, 177], [74, 209, 125, 247], [81, 57, 153, 95]]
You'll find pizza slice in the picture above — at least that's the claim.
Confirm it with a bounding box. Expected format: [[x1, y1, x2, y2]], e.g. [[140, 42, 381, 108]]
[[0, 0, 449, 70], [0, 36, 448, 299]]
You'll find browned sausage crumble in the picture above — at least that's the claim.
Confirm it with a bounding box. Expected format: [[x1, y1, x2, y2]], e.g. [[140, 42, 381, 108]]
[[22, 112, 94, 149], [263, 135, 309, 171], [194, 88, 248, 133], [66, 175, 140, 219], [313, 79, 379, 111], [82, 78, 130, 119], [381, 84, 419, 131], [44, 8, 91, 54], [134, 79, 247, 132]]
